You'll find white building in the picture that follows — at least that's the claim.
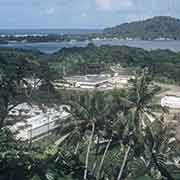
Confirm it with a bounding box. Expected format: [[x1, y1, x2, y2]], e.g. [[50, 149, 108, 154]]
[[111, 74, 132, 87], [54, 72, 132, 90], [9, 103, 41, 117], [161, 96, 180, 109], [63, 74, 112, 89], [8, 103, 71, 141]]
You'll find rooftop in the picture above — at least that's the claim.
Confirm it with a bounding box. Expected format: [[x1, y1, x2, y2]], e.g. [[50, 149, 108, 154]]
[[161, 96, 180, 109], [64, 74, 110, 83]]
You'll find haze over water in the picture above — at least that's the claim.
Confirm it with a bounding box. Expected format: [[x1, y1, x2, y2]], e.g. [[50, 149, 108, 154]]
[[0, 39, 180, 54], [0, 29, 102, 36], [0, 29, 180, 54]]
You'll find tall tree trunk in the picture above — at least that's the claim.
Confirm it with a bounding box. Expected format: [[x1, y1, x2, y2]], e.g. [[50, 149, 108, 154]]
[[0, 110, 8, 129], [97, 138, 112, 180], [0, 117, 5, 129], [117, 146, 131, 180], [0, 113, 6, 128], [0, 96, 9, 129], [84, 123, 95, 180], [134, 106, 141, 132], [92, 134, 100, 175], [75, 141, 80, 155], [152, 152, 174, 180]]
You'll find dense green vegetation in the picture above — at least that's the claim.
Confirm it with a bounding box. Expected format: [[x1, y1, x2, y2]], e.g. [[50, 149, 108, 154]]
[[50, 44, 180, 83], [2, 16, 180, 43], [0, 48, 59, 127], [1, 44, 180, 84], [1, 66, 180, 179], [104, 16, 180, 40], [0, 47, 180, 179]]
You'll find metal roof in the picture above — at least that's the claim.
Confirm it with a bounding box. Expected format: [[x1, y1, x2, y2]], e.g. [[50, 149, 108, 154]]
[[64, 75, 110, 83]]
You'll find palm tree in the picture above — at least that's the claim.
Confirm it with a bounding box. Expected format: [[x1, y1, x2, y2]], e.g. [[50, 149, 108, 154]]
[[124, 118, 180, 180], [104, 70, 162, 180], [0, 126, 85, 180], [95, 108, 136, 180], [117, 145, 131, 180], [127, 69, 162, 132], [144, 120, 180, 180], [114, 112, 135, 180], [96, 137, 113, 180], [63, 91, 112, 180]]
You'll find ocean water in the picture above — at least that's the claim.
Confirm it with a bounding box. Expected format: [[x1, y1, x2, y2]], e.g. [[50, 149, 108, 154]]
[[0, 29, 180, 53], [0, 40, 180, 54], [0, 29, 102, 36]]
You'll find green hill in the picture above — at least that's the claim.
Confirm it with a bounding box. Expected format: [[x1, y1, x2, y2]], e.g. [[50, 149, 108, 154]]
[[103, 16, 180, 40]]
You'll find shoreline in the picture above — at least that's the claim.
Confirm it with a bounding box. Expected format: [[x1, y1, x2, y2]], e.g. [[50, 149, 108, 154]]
[[1, 39, 180, 54]]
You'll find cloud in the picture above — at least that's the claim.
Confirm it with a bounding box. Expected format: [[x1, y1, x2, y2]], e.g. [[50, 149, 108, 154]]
[[81, 12, 87, 18], [0, 0, 180, 28], [95, 0, 134, 11], [45, 7, 55, 15], [95, 0, 111, 10]]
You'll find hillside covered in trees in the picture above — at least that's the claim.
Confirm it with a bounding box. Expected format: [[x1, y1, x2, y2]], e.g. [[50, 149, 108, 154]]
[[51, 44, 180, 83], [104, 16, 180, 40], [1, 53, 180, 179], [1, 44, 180, 84], [1, 45, 180, 180]]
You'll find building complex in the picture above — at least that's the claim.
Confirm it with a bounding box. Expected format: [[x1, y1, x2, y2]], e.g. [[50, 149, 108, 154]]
[[8, 103, 71, 141], [54, 73, 133, 90]]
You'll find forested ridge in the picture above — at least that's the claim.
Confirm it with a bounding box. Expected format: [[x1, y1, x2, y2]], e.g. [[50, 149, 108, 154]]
[[104, 16, 180, 40], [1, 59, 180, 179], [1, 45, 180, 83], [0, 46, 180, 179], [2, 16, 180, 43], [51, 44, 180, 83]]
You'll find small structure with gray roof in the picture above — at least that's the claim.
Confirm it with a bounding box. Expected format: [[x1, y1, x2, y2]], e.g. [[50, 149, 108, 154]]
[[63, 74, 112, 89]]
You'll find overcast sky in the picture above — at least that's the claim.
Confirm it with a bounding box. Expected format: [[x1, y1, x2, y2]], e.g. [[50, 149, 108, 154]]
[[0, 0, 180, 29]]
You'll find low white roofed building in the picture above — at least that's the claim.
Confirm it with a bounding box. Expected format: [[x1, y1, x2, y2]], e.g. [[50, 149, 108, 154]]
[[63, 74, 112, 89], [54, 71, 133, 90], [9, 103, 40, 117], [8, 103, 71, 141], [161, 96, 180, 109], [111, 74, 133, 87]]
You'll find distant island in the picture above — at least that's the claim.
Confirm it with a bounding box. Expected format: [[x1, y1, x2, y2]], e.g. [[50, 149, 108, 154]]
[[1, 16, 180, 44], [103, 16, 180, 40]]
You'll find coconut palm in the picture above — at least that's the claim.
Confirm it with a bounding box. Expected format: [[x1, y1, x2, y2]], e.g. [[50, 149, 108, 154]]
[[95, 109, 136, 180], [124, 118, 180, 180], [127, 69, 162, 132], [99, 70, 162, 180], [62, 90, 113, 180], [144, 120, 180, 180]]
